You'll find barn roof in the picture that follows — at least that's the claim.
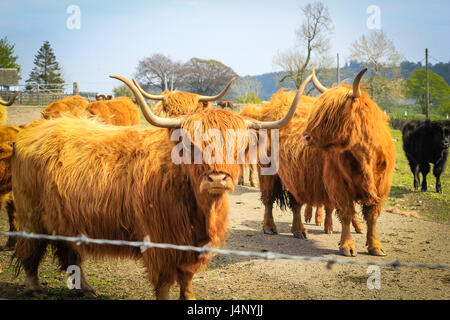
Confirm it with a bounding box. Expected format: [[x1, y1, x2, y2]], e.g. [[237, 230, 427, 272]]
[[0, 68, 19, 86]]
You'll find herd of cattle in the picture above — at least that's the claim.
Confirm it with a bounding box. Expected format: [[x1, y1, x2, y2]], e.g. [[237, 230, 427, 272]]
[[0, 69, 448, 299]]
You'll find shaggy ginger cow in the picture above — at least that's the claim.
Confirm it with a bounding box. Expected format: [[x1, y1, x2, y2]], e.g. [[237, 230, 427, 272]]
[[41, 95, 89, 120], [0, 125, 21, 250], [132, 79, 235, 118], [301, 69, 396, 256], [86, 97, 140, 126], [11, 75, 307, 299], [239, 88, 362, 238]]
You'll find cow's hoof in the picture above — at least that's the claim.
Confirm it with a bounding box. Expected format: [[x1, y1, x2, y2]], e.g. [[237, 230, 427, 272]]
[[82, 290, 97, 298], [293, 231, 308, 239], [316, 222, 323, 226], [263, 228, 277, 235], [355, 228, 363, 234], [305, 218, 311, 223], [339, 247, 357, 257], [368, 247, 386, 256], [26, 289, 43, 297], [324, 229, 333, 234], [2, 243, 15, 251]]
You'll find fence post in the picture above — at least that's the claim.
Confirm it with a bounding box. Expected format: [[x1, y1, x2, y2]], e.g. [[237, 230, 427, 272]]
[[73, 82, 79, 96]]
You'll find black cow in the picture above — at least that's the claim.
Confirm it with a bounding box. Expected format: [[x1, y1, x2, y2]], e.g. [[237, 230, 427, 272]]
[[402, 119, 450, 193]]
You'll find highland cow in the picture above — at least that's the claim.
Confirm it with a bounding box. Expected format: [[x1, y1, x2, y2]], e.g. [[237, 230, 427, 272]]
[[239, 88, 362, 238], [11, 75, 307, 299], [86, 97, 140, 126], [301, 69, 396, 256], [41, 95, 89, 120], [95, 94, 113, 101], [402, 119, 449, 193], [217, 101, 234, 110], [133, 79, 234, 118], [0, 125, 20, 250]]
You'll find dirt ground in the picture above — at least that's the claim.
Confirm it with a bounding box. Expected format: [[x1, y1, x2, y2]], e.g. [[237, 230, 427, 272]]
[[0, 106, 449, 300]]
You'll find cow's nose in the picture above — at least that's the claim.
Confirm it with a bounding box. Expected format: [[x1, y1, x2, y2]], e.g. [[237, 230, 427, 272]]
[[208, 173, 227, 183]]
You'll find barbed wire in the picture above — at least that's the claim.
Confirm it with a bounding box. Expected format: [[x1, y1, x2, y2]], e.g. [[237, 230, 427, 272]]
[[1, 230, 449, 270]]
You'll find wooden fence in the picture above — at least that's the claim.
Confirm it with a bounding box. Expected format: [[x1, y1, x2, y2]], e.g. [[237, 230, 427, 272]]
[[0, 91, 74, 106]]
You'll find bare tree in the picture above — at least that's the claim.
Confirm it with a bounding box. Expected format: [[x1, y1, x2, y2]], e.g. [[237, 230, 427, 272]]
[[180, 58, 237, 97], [348, 30, 404, 95], [135, 53, 183, 92], [273, 1, 334, 88], [231, 76, 262, 99]]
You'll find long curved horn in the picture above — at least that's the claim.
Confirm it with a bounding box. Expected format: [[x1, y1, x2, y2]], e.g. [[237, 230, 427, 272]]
[[350, 68, 368, 98], [246, 74, 312, 130], [0, 91, 19, 106], [131, 79, 165, 101], [198, 77, 236, 102], [311, 67, 327, 93], [110, 76, 183, 128]]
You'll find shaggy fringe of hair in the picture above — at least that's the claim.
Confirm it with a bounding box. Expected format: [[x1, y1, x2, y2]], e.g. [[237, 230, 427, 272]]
[[154, 92, 210, 118]]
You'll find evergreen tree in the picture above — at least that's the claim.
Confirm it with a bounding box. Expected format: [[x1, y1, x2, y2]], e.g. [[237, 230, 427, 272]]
[[0, 37, 21, 76], [26, 41, 64, 92]]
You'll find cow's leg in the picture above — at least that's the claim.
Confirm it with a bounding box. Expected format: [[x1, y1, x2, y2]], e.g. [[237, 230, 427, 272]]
[[324, 205, 333, 234], [249, 164, 258, 187], [262, 201, 277, 235], [4, 198, 17, 251], [304, 205, 313, 223], [419, 162, 430, 192], [362, 204, 386, 256], [315, 206, 324, 226], [154, 278, 171, 300], [15, 238, 48, 296], [433, 159, 445, 193], [291, 204, 307, 239], [53, 242, 95, 297], [178, 270, 195, 300], [260, 174, 278, 235], [237, 164, 244, 185], [352, 211, 363, 234], [408, 161, 420, 191], [337, 207, 357, 257]]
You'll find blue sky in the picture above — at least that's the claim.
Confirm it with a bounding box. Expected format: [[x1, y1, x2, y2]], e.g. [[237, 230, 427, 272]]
[[1, 0, 449, 93]]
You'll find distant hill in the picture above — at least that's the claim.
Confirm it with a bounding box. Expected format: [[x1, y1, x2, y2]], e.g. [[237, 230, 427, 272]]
[[244, 60, 450, 100]]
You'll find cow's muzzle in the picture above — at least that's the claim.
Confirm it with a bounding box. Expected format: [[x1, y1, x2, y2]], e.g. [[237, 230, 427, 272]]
[[199, 173, 234, 194]]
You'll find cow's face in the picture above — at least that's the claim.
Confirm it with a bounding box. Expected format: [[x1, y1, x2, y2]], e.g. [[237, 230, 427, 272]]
[[435, 124, 450, 149], [173, 109, 249, 199], [302, 86, 355, 151]]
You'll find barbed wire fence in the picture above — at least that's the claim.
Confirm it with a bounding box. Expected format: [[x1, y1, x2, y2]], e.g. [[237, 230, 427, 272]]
[[1, 230, 449, 271]]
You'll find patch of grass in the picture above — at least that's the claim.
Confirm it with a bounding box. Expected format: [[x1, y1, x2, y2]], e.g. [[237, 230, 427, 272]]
[[387, 128, 450, 222]]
